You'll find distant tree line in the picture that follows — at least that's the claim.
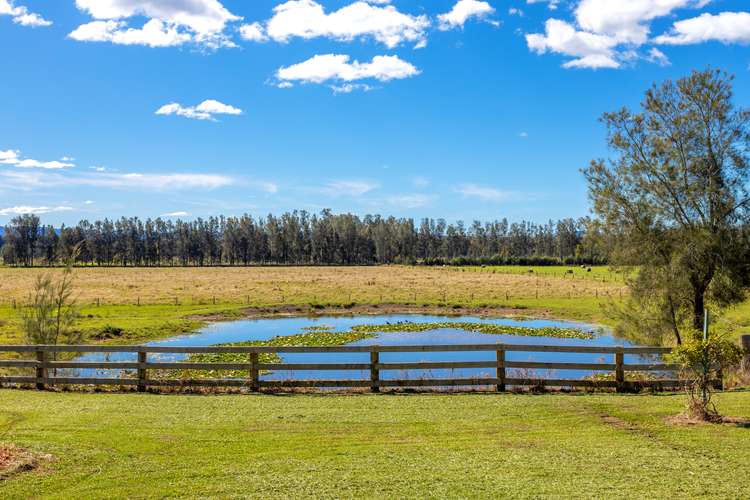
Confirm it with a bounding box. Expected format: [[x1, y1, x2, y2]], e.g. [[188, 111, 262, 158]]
[[0, 211, 605, 267]]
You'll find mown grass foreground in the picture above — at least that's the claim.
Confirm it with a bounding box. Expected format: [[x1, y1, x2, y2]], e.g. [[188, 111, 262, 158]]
[[1, 390, 749, 498]]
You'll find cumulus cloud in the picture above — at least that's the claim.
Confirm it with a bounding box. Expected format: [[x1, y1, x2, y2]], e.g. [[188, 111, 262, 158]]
[[654, 12, 750, 45], [0, 149, 75, 169], [238, 21, 267, 42], [0, 205, 72, 216], [69, 0, 239, 49], [575, 0, 708, 45], [155, 99, 242, 121], [247, 0, 430, 49], [525, 0, 714, 69], [276, 54, 419, 89], [438, 0, 497, 31], [69, 19, 193, 47], [526, 18, 620, 69], [0, 0, 52, 27]]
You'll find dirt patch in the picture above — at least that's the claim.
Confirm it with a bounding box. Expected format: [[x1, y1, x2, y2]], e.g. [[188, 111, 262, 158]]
[[600, 414, 640, 431], [0, 444, 52, 480], [665, 413, 750, 427]]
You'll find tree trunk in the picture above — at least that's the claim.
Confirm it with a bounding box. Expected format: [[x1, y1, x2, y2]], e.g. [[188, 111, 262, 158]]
[[693, 289, 705, 332]]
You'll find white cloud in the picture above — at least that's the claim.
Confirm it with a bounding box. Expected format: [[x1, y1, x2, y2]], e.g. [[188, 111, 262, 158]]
[[387, 193, 435, 209], [0, 149, 19, 161], [456, 184, 526, 202], [69, 19, 193, 48], [0, 149, 75, 169], [261, 0, 430, 49], [84, 200, 94, 205], [238, 21, 267, 42], [321, 180, 379, 197], [526, 0, 715, 69], [156, 99, 242, 121], [0, 0, 52, 27], [161, 211, 189, 217], [252, 181, 279, 194], [654, 12, 750, 45], [526, 18, 620, 69], [90, 172, 235, 190], [575, 0, 708, 45], [438, 0, 497, 31], [70, 0, 240, 49], [331, 83, 375, 94], [527, 0, 559, 10], [509, 8, 524, 17], [277, 54, 419, 87], [646, 47, 671, 66], [0, 169, 236, 191], [0, 205, 72, 216]]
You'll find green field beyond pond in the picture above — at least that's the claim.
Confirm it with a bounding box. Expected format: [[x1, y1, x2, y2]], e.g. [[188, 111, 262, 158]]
[[1, 390, 749, 498]]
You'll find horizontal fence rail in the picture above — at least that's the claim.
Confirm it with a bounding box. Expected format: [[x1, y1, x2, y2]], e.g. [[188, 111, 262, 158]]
[[0, 343, 699, 393]]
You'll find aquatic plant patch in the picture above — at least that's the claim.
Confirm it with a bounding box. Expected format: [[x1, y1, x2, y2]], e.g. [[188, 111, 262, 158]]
[[349, 321, 594, 339], [184, 329, 377, 378]]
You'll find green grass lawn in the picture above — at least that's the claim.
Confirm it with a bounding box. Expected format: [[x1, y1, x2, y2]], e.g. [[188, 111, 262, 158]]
[[1, 390, 749, 498]]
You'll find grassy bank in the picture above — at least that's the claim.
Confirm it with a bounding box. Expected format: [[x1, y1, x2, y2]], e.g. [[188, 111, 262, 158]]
[[1, 390, 748, 498]]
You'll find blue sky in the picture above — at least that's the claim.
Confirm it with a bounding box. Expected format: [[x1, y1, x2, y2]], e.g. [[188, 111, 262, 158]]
[[1, 0, 749, 225]]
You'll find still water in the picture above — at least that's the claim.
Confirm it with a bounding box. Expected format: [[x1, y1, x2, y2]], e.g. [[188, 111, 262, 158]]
[[68, 315, 657, 381]]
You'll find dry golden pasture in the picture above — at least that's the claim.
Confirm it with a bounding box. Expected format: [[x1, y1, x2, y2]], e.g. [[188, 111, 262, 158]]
[[0, 265, 626, 307]]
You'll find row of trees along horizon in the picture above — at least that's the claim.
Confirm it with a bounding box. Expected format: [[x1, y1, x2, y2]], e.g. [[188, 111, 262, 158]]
[[0, 212, 604, 267]]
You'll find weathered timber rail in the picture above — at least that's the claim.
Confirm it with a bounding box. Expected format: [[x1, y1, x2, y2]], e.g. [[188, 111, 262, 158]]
[[0, 343, 692, 393]]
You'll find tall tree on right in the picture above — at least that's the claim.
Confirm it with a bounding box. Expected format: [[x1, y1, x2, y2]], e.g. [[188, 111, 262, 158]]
[[585, 69, 750, 345]]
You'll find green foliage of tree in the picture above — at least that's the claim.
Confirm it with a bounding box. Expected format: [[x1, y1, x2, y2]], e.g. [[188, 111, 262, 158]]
[[2, 212, 598, 267], [20, 262, 80, 348], [584, 69, 750, 345], [667, 331, 742, 421]]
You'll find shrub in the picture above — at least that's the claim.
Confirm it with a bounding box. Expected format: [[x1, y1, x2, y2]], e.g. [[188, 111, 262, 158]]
[[667, 330, 743, 421]]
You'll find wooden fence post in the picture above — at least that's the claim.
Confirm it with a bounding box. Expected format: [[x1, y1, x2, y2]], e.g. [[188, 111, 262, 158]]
[[137, 351, 147, 393], [496, 349, 506, 392], [249, 352, 259, 392], [615, 351, 624, 393], [370, 350, 380, 393], [742, 335, 750, 374], [36, 349, 47, 390]]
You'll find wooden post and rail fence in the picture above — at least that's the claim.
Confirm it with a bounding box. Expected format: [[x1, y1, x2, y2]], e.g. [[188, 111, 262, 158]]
[[0, 342, 722, 393]]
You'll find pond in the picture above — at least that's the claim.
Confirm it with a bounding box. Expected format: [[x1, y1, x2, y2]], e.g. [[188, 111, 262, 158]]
[[67, 315, 660, 382]]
